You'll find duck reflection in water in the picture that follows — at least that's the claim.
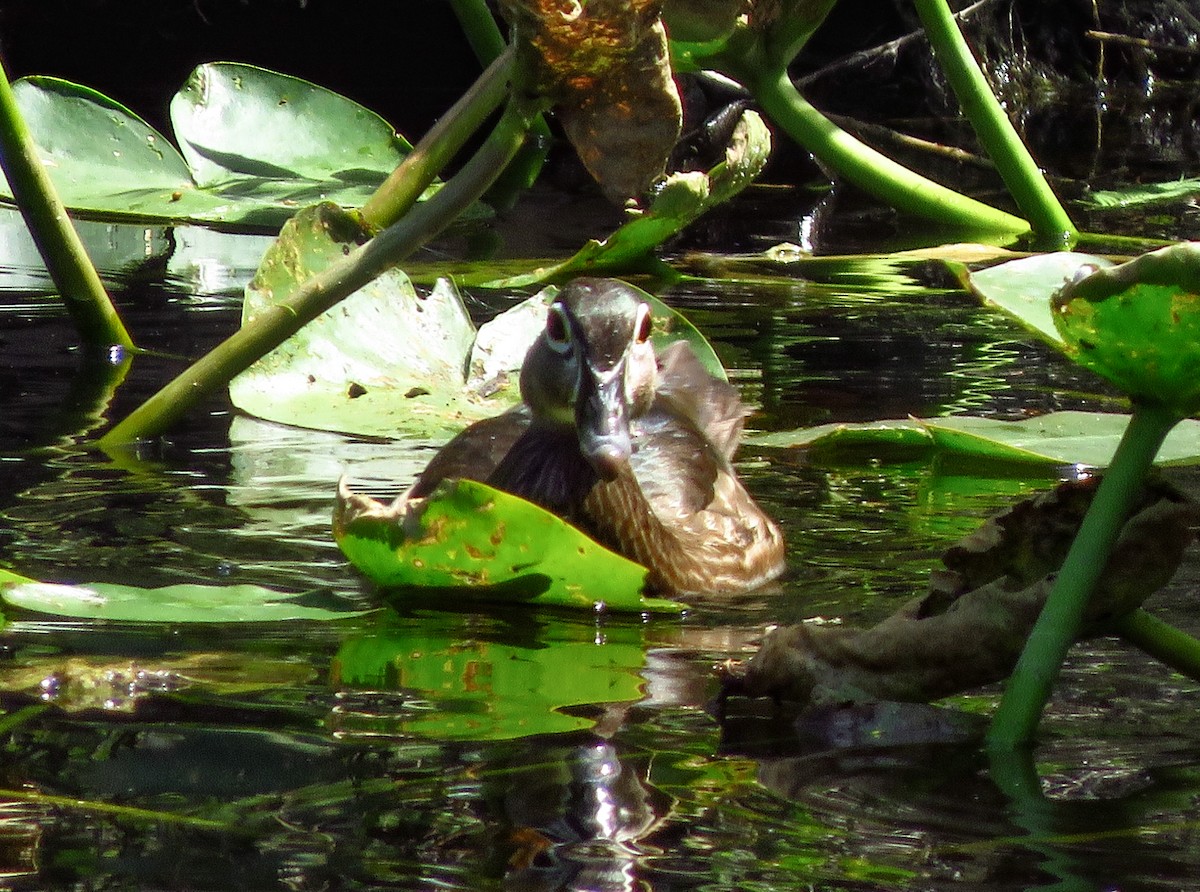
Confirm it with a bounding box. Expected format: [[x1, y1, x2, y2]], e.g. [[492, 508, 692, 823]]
[[409, 277, 786, 595]]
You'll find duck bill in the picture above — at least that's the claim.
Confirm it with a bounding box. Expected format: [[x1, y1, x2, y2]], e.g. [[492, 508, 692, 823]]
[[576, 362, 632, 481]]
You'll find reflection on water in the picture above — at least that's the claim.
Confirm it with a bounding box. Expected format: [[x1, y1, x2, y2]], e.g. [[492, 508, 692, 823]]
[[0, 225, 1199, 889]]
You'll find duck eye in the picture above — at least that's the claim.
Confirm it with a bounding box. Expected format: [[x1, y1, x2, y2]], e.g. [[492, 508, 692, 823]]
[[634, 304, 653, 344], [546, 303, 571, 352]]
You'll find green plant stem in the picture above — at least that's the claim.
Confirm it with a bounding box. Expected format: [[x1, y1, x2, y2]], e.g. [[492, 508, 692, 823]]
[[988, 403, 1180, 748], [449, 0, 552, 209], [726, 60, 1030, 237], [449, 0, 510, 66], [360, 46, 515, 229], [1114, 608, 1200, 682], [99, 98, 536, 448], [0, 61, 134, 349], [912, 0, 1077, 247]]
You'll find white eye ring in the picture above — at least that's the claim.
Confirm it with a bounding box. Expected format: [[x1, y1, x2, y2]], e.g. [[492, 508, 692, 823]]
[[545, 302, 572, 354]]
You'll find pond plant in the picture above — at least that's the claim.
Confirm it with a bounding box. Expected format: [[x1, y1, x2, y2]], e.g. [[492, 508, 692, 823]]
[[3, 0, 1200, 868]]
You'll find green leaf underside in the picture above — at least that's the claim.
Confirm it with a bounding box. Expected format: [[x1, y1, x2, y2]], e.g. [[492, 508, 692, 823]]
[[333, 622, 647, 739], [748, 412, 1200, 468], [0, 66, 412, 228], [1, 581, 372, 623], [336, 479, 683, 613]]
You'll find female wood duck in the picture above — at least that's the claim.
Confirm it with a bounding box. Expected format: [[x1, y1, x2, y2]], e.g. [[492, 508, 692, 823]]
[[409, 277, 786, 595]]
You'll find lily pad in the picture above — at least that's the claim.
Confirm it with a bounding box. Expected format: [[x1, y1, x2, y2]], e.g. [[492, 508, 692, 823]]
[[1051, 242, 1200, 415], [960, 251, 1114, 346], [334, 477, 683, 613], [0, 65, 412, 229], [231, 218, 725, 439], [747, 411, 1200, 468], [229, 202, 489, 444], [1, 580, 372, 623]]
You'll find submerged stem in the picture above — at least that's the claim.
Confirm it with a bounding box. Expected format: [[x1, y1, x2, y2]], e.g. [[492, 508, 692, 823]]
[[913, 0, 1077, 247], [0, 61, 134, 349], [988, 403, 1180, 748], [99, 98, 536, 448]]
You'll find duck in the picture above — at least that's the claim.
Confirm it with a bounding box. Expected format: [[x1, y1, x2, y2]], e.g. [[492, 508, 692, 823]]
[[407, 277, 786, 595]]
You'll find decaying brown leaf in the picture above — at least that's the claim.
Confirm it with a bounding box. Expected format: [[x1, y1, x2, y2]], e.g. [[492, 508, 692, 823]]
[[499, 0, 682, 201], [721, 478, 1199, 706]]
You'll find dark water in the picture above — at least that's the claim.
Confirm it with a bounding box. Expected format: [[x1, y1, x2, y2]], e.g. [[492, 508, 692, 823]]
[[1, 209, 1200, 891]]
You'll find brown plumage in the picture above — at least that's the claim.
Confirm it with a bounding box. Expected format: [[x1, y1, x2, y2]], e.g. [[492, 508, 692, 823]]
[[408, 277, 786, 595]]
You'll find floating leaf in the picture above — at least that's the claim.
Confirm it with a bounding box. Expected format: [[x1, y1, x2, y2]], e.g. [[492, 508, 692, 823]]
[[232, 232, 725, 438], [1, 580, 372, 623], [747, 411, 1200, 468], [1052, 242, 1200, 415], [0, 65, 412, 229], [959, 251, 1114, 346], [332, 618, 648, 739], [334, 477, 682, 613], [1083, 177, 1200, 210], [229, 203, 490, 443]]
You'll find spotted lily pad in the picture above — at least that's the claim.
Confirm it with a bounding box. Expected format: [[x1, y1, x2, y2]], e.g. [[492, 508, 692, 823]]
[[334, 477, 683, 613], [1052, 242, 1200, 415]]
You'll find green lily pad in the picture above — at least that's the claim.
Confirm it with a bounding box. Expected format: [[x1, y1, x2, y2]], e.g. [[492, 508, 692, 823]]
[[747, 411, 1200, 468], [231, 214, 725, 439], [1083, 177, 1200, 210], [0, 65, 412, 229], [960, 251, 1114, 346], [1052, 242, 1200, 414], [0, 580, 372, 623], [171, 61, 411, 190], [332, 618, 647, 739], [229, 202, 490, 444], [334, 477, 683, 613]]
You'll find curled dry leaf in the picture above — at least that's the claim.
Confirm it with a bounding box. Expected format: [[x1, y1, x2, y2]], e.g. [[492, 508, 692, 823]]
[[721, 477, 1199, 706], [499, 0, 682, 201]]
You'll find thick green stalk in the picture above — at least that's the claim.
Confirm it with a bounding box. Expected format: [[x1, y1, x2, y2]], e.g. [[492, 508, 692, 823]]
[[735, 63, 1030, 237], [360, 47, 515, 229], [913, 0, 1077, 247], [99, 99, 535, 448], [0, 61, 134, 349], [1115, 608, 1200, 682], [988, 403, 1180, 747], [449, 0, 509, 65], [448, 0, 552, 209]]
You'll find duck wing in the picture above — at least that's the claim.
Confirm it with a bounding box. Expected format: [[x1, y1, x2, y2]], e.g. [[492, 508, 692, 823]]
[[409, 406, 531, 498], [654, 341, 746, 461]]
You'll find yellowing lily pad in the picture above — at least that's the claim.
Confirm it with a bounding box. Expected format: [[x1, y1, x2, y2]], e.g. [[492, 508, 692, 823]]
[[1052, 242, 1200, 415], [334, 477, 682, 613]]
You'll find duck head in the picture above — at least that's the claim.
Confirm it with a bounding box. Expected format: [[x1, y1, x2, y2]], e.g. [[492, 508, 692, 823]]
[[521, 278, 658, 480]]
